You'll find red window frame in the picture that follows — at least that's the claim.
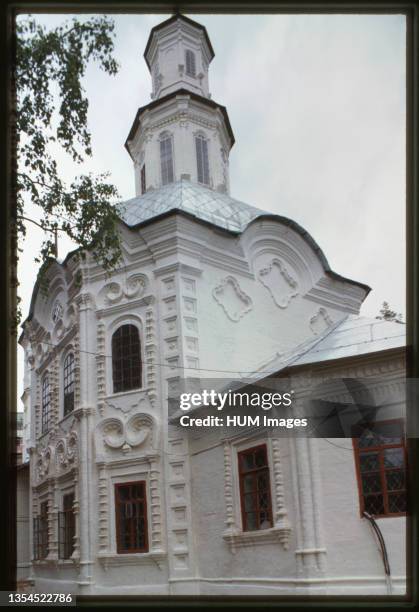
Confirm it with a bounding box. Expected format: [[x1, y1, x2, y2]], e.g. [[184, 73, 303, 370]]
[[115, 481, 149, 554], [352, 419, 407, 518], [238, 444, 273, 532]]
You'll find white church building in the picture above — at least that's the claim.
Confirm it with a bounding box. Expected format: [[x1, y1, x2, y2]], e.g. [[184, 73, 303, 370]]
[[18, 14, 407, 597]]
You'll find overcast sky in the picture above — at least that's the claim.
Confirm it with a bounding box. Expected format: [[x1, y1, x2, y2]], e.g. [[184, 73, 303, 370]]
[[17, 12, 406, 402]]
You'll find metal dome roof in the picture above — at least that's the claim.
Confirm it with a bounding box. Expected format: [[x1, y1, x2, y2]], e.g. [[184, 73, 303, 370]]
[[118, 179, 264, 233]]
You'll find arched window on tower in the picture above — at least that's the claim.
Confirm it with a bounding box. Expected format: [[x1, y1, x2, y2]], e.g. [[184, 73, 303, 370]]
[[112, 324, 142, 393], [41, 374, 51, 434], [195, 134, 210, 185], [185, 49, 196, 77], [159, 133, 174, 185], [63, 352, 75, 417]]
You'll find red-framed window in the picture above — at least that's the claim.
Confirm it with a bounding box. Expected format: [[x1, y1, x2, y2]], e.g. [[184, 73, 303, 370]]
[[111, 324, 142, 393], [58, 492, 75, 559], [352, 419, 407, 518], [115, 481, 149, 554], [238, 444, 273, 532]]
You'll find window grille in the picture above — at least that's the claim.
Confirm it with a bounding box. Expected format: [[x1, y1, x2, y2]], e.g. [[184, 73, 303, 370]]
[[112, 325, 142, 393], [115, 481, 148, 553], [238, 444, 273, 531], [353, 420, 407, 517], [58, 493, 75, 559], [41, 375, 51, 434], [33, 501, 49, 560], [63, 353, 75, 416]]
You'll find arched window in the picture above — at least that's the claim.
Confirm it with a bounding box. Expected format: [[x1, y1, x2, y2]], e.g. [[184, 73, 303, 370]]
[[112, 325, 142, 393], [185, 50, 196, 77], [195, 134, 210, 185], [159, 133, 174, 185], [63, 353, 75, 417], [41, 374, 51, 434]]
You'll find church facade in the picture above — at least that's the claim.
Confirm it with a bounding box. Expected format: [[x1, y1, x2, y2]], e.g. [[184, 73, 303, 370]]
[[18, 15, 407, 596]]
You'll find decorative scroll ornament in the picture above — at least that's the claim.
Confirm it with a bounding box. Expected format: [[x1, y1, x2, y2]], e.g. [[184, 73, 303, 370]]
[[310, 307, 334, 335], [212, 276, 253, 322], [258, 258, 299, 309], [100, 274, 147, 306], [97, 414, 154, 452]]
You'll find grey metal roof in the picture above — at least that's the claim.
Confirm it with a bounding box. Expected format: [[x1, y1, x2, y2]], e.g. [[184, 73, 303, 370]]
[[290, 315, 406, 368], [118, 179, 264, 233]]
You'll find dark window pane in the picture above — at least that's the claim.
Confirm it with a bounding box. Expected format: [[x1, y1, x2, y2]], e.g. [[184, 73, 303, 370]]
[[115, 482, 148, 553], [360, 452, 380, 472], [245, 512, 258, 531], [63, 353, 75, 416], [364, 494, 385, 515], [112, 325, 142, 393], [384, 448, 404, 468], [361, 473, 382, 494], [388, 492, 407, 513], [386, 470, 405, 491], [242, 474, 254, 493], [41, 376, 51, 433]]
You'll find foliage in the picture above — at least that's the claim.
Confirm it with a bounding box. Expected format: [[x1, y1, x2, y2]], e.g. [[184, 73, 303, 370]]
[[376, 301, 403, 323], [15, 15, 122, 275]]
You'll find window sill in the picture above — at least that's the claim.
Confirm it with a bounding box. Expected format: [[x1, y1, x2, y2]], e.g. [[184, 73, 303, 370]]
[[97, 550, 166, 570], [223, 525, 291, 552]]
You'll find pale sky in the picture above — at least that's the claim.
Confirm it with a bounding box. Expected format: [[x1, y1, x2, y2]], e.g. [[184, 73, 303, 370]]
[[17, 12, 406, 402]]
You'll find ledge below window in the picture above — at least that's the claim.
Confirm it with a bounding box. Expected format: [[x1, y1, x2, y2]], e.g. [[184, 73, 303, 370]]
[[97, 551, 166, 570], [223, 526, 291, 552]]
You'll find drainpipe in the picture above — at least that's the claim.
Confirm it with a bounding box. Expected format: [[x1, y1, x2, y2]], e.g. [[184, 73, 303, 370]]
[[363, 511, 392, 594]]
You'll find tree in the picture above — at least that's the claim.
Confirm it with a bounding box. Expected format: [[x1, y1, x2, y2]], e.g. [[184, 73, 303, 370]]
[[376, 301, 403, 323], [13, 15, 123, 325]]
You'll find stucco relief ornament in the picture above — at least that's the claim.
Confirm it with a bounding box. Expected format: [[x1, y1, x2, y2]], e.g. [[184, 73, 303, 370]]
[[258, 258, 299, 308], [98, 414, 154, 452], [310, 307, 334, 335], [105, 283, 123, 304], [125, 275, 146, 299], [212, 276, 253, 322], [36, 448, 51, 483]]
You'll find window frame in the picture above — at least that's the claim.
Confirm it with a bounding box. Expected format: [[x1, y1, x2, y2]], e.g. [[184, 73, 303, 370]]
[[63, 352, 75, 417], [159, 132, 174, 186], [33, 500, 49, 560], [58, 492, 75, 560], [237, 443, 273, 532], [140, 164, 146, 195], [185, 49, 196, 77], [111, 323, 143, 394], [195, 133, 210, 186], [352, 418, 407, 519], [114, 480, 149, 554], [41, 374, 51, 434]]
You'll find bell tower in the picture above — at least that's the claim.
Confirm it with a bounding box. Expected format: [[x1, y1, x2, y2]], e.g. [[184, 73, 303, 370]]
[[144, 14, 214, 100], [125, 14, 235, 196]]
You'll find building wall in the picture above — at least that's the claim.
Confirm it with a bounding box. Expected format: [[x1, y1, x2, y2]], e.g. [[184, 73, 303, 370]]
[[20, 212, 405, 596]]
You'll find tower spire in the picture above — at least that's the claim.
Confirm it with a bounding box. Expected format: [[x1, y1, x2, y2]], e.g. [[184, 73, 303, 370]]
[[126, 15, 234, 195]]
